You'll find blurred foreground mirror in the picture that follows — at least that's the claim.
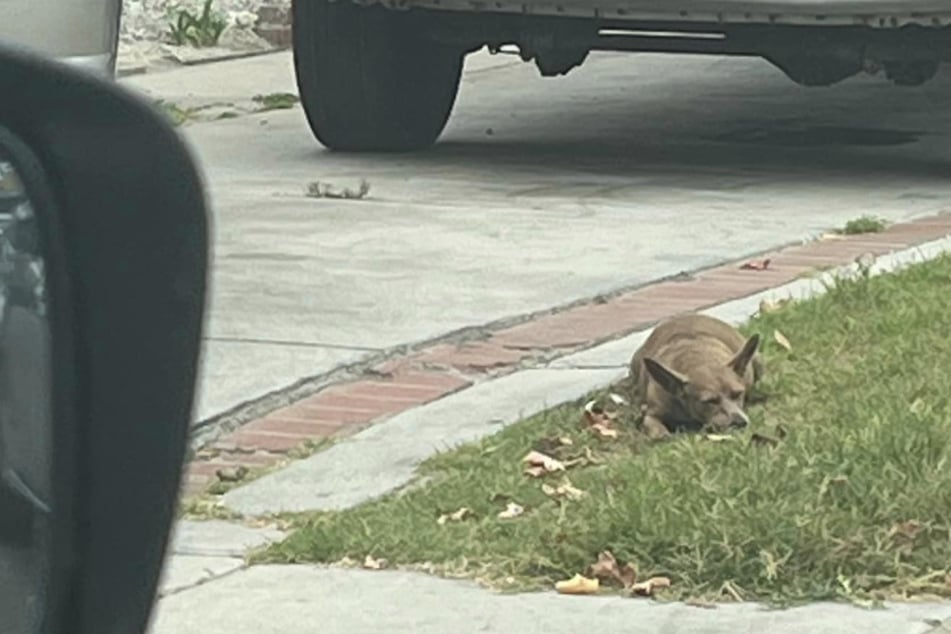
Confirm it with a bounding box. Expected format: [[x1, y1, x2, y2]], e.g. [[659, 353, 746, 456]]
[[0, 43, 209, 634], [0, 127, 59, 634]]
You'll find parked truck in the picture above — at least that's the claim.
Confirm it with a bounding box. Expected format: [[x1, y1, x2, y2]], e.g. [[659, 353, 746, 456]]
[[290, 0, 950, 152]]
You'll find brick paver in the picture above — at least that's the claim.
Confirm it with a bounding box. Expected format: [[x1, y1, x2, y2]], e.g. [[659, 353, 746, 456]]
[[181, 214, 950, 501]]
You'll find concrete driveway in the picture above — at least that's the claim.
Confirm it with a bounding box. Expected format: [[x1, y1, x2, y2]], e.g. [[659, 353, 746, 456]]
[[122, 49, 951, 425]]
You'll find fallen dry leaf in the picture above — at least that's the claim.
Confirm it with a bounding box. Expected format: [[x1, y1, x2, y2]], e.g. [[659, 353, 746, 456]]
[[590, 423, 619, 439], [437, 507, 473, 525], [558, 436, 574, 446], [542, 479, 586, 501], [631, 576, 672, 596], [362, 555, 388, 570], [819, 232, 846, 241], [587, 551, 637, 589], [773, 330, 793, 352], [740, 258, 771, 271], [523, 450, 566, 477], [583, 399, 615, 425], [497, 502, 525, 520], [555, 574, 600, 595], [583, 399, 620, 439], [704, 434, 735, 443], [759, 298, 791, 314]]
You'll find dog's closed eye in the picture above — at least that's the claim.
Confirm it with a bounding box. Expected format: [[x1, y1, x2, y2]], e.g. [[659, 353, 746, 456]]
[[729, 390, 744, 400], [701, 394, 721, 405]]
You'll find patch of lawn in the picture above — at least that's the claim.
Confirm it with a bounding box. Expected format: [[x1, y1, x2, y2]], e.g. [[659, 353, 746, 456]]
[[840, 215, 888, 235], [252, 92, 301, 111], [260, 256, 951, 604]]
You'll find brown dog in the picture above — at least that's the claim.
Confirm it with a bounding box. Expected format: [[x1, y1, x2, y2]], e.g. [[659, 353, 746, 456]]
[[629, 314, 764, 439]]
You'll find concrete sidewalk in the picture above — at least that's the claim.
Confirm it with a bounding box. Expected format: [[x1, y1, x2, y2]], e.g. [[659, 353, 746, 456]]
[[151, 565, 950, 634]]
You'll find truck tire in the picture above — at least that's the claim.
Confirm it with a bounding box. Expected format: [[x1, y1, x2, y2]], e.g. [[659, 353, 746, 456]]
[[292, 0, 464, 152]]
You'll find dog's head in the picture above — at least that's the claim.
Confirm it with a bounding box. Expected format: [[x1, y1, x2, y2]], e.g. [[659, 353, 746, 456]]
[[642, 334, 760, 432]]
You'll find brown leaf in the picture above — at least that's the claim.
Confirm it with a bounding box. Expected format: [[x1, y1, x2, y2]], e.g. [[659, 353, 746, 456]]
[[437, 507, 473, 525], [750, 433, 780, 448], [587, 551, 637, 589], [630, 576, 672, 596], [362, 555, 388, 570], [497, 502, 524, 520], [522, 450, 566, 476], [740, 258, 771, 271], [773, 330, 792, 352], [555, 574, 600, 595]]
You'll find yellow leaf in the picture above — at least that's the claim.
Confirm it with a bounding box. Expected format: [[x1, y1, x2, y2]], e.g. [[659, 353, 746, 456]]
[[591, 423, 619, 439], [497, 502, 524, 520], [542, 479, 586, 501], [555, 574, 600, 595], [630, 576, 671, 596], [773, 330, 792, 351], [362, 555, 387, 570], [759, 298, 790, 314], [437, 507, 473, 525]]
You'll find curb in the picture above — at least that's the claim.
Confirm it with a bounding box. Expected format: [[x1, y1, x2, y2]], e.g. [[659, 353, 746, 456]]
[[181, 212, 951, 499]]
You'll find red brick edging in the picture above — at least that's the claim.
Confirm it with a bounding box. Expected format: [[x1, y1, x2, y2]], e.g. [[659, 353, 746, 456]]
[[182, 214, 951, 498]]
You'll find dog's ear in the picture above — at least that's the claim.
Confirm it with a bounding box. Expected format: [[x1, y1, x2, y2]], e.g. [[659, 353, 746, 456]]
[[643, 357, 689, 395], [728, 333, 761, 376]]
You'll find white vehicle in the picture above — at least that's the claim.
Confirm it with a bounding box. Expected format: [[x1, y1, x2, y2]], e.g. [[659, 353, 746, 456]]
[[0, 0, 122, 77], [291, 0, 951, 152]]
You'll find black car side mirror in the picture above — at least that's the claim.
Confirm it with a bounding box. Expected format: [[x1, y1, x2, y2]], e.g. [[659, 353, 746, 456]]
[[0, 45, 208, 634]]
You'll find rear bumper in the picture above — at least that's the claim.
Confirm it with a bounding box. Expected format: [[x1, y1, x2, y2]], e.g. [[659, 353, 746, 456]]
[[0, 0, 122, 77]]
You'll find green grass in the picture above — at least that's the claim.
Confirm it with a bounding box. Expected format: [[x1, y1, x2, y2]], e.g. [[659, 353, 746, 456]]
[[840, 215, 888, 235], [166, 0, 227, 47], [252, 92, 301, 111], [259, 257, 951, 604], [154, 99, 199, 126]]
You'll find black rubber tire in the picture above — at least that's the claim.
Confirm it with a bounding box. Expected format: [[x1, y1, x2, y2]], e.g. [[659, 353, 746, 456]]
[[292, 0, 464, 152]]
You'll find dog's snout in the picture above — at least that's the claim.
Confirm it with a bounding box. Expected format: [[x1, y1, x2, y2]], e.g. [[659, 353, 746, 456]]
[[730, 412, 750, 429]]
